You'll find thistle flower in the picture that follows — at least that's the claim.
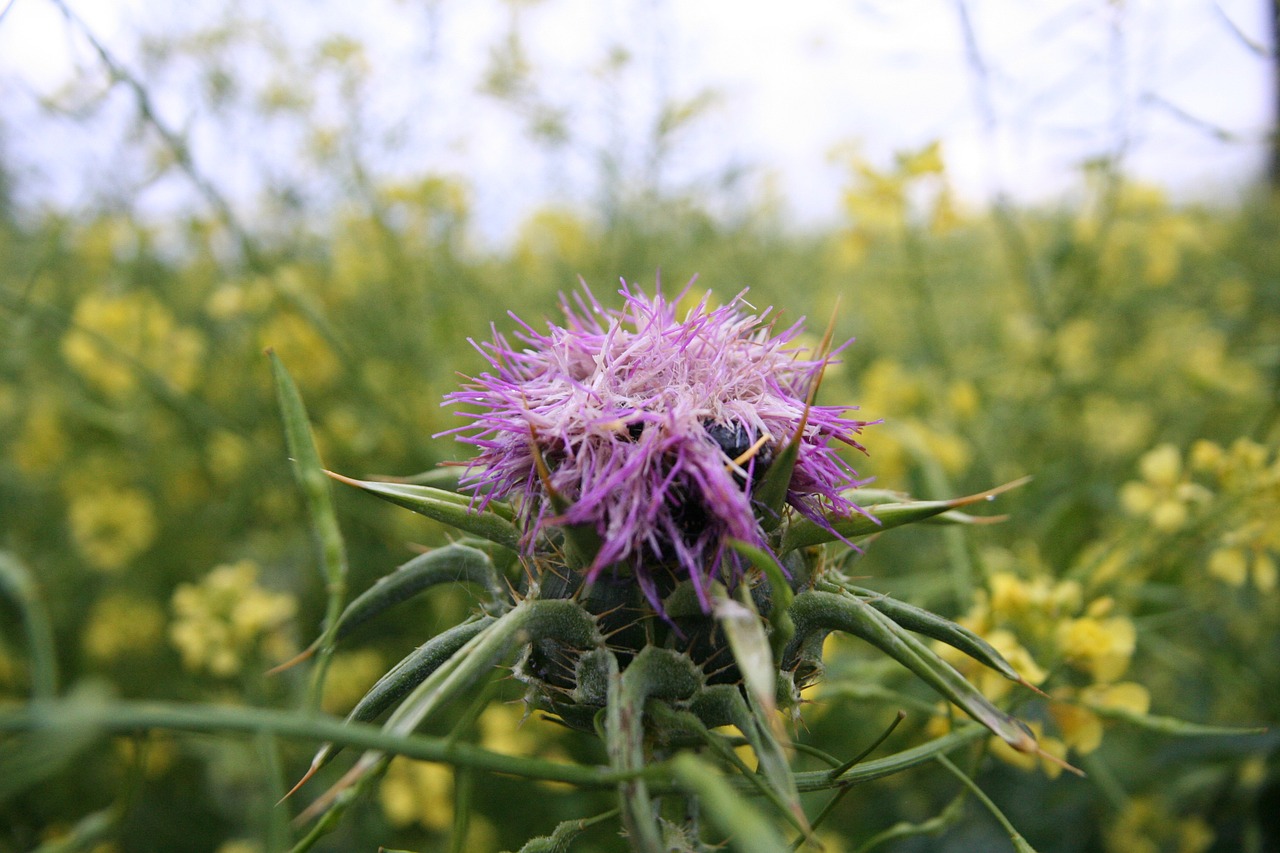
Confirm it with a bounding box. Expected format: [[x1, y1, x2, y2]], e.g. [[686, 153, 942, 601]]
[[442, 282, 871, 614]]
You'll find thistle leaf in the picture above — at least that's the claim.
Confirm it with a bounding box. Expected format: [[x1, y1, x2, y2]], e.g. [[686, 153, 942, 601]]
[[325, 472, 521, 552], [273, 544, 507, 674], [834, 582, 1042, 693], [780, 478, 1030, 552], [297, 600, 599, 824], [788, 591, 1038, 754]]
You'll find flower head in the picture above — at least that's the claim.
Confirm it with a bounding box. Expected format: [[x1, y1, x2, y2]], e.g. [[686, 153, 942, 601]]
[[443, 283, 869, 613]]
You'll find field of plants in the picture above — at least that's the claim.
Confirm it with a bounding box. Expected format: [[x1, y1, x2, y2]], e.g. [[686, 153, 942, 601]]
[[1, 141, 1278, 852]]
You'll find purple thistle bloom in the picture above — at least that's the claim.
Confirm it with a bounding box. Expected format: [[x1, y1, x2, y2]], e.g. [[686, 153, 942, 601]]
[[441, 282, 871, 615]]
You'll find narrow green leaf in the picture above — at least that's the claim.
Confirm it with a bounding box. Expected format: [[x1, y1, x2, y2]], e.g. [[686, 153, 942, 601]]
[[788, 591, 1038, 754], [649, 700, 808, 838], [791, 725, 987, 792], [269, 351, 349, 710], [0, 551, 58, 700], [670, 753, 790, 853], [298, 599, 600, 823], [836, 583, 1037, 691], [296, 618, 496, 784], [324, 544, 504, 649], [1089, 706, 1268, 738], [714, 590, 808, 832], [514, 809, 619, 853], [781, 478, 1030, 553], [325, 472, 521, 552], [268, 351, 348, 590], [753, 429, 802, 532]]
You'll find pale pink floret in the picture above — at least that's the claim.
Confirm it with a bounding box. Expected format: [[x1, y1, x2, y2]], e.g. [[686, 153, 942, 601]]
[[441, 282, 870, 614]]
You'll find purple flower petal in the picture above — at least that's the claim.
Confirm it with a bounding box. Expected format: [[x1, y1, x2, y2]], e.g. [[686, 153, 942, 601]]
[[441, 282, 871, 612]]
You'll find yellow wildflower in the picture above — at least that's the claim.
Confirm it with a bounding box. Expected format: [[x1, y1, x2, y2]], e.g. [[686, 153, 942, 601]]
[[1081, 681, 1151, 716], [68, 486, 159, 572], [62, 291, 205, 399], [1050, 701, 1103, 755], [1207, 547, 1248, 587], [320, 649, 385, 715], [83, 593, 166, 662], [477, 702, 538, 756], [1056, 615, 1136, 683], [169, 560, 297, 677], [380, 757, 452, 830], [13, 397, 69, 473]]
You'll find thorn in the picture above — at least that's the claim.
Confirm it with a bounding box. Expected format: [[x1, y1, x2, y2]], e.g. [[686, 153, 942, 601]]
[[1037, 746, 1087, 778], [323, 469, 363, 488], [944, 476, 1033, 509], [265, 644, 317, 676], [278, 755, 324, 804], [294, 761, 366, 825], [1018, 677, 1051, 699]]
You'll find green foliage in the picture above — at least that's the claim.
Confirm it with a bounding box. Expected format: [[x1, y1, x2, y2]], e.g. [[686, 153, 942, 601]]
[[0, 142, 1277, 852]]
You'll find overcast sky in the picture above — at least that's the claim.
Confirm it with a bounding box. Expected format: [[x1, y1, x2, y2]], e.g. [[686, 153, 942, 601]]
[[0, 0, 1272, 240]]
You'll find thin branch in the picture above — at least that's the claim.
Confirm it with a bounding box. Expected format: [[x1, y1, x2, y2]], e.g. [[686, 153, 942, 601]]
[[1212, 1, 1274, 57], [47, 0, 264, 268]]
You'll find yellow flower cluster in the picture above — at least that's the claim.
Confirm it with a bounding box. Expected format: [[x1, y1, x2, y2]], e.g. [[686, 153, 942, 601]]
[[169, 560, 297, 677], [1104, 796, 1214, 853], [67, 486, 159, 573], [61, 291, 205, 400], [939, 549, 1152, 765], [1119, 444, 1213, 533], [1114, 439, 1280, 593], [377, 759, 497, 847], [1192, 439, 1280, 593]]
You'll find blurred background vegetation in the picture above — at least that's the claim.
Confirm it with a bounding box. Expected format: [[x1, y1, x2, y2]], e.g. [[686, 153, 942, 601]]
[[0, 1, 1278, 851]]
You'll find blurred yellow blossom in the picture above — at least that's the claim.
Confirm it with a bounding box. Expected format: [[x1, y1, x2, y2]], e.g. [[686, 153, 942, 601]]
[[380, 757, 452, 830], [1082, 395, 1153, 458], [1105, 796, 1214, 853], [1049, 701, 1103, 755], [68, 486, 159, 572], [206, 429, 252, 485], [62, 291, 205, 399], [1081, 681, 1151, 716], [1207, 547, 1248, 587], [1056, 615, 1136, 683], [258, 312, 340, 389], [13, 396, 69, 473], [83, 593, 166, 662], [169, 560, 297, 677], [1120, 444, 1212, 533], [319, 649, 385, 714], [114, 734, 178, 779]]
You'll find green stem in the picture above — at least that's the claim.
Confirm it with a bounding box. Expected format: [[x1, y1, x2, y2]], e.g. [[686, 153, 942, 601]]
[[936, 754, 1036, 852], [0, 700, 627, 790]]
